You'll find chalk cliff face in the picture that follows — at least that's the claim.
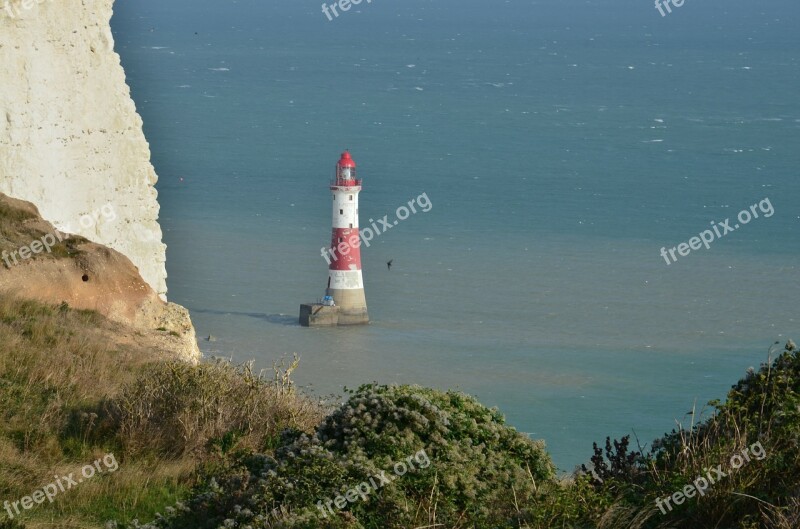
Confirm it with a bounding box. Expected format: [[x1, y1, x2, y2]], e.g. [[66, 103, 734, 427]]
[[0, 0, 167, 299]]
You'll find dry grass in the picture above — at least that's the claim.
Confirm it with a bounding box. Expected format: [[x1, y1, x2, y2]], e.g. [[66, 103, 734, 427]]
[[0, 294, 325, 527], [0, 197, 80, 264], [760, 496, 800, 529], [0, 294, 191, 527], [107, 356, 327, 458], [0, 296, 164, 452]]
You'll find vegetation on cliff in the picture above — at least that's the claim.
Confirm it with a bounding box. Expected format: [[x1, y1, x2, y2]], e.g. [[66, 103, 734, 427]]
[[0, 296, 323, 529], [0, 295, 797, 528], [118, 384, 555, 529]]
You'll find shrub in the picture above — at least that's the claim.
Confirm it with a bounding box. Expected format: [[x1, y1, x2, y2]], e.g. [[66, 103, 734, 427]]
[[570, 341, 800, 529], [0, 296, 198, 526], [106, 357, 325, 458], [124, 384, 555, 529], [581, 435, 645, 493]]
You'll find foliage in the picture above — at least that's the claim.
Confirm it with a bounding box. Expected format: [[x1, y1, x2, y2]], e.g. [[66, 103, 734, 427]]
[[567, 341, 800, 529], [2, 285, 798, 529], [580, 435, 645, 494], [0, 295, 191, 527], [0, 198, 79, 262], [104, 357, 324, 458], [121, 384, 555, 529], [0, 296, 323, 528]]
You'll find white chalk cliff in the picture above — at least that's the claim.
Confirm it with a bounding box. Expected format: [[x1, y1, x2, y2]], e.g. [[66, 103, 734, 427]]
[[0, 0, 167, 299]]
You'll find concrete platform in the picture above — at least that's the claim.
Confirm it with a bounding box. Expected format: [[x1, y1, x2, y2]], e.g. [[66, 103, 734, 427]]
[[299, 303, 369, 327]]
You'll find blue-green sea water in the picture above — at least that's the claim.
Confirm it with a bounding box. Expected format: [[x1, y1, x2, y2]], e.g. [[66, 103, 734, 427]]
[[111, 0, 799, 470]]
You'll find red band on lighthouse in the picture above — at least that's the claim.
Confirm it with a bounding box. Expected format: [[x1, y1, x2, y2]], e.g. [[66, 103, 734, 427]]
[[328, 227, 362, 271]]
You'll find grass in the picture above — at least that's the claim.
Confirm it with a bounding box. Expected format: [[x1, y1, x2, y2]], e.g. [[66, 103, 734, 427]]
[[1, 191, 797, 529], [552, 341, 800, 529], [0, 202, 36, 225], [0, 295, 325, 528], [0, 197, 83, 264], [0, 295, 186, 527], [107, 356, 325, 458]]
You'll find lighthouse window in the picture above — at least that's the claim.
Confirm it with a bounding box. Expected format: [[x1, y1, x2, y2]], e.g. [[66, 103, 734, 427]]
[[339, 209, 343, 215], [349, 223, 353, 228], [349, 195, 353, 201]]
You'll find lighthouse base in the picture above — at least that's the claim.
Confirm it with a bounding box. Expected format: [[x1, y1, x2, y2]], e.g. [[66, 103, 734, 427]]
[[299, 304, 369, 327]]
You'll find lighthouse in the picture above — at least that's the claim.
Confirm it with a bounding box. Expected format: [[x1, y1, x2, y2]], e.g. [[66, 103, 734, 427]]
[[299, 151, 369, 326]]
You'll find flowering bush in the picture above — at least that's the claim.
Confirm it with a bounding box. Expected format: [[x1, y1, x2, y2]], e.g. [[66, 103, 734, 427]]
[[122, 384, 554, 528]]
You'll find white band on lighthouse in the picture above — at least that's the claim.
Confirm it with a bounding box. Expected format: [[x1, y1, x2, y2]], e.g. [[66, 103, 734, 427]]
[[328, 269, 364, 290], [332, 187, 361, 229]]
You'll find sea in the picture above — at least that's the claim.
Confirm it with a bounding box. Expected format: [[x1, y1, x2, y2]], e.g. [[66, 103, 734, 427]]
[[110, 0, 799, 471]]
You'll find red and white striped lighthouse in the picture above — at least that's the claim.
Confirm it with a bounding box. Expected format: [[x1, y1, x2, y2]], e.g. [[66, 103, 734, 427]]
[[300, 151, 369, 326], [325, 151, 369, 323]]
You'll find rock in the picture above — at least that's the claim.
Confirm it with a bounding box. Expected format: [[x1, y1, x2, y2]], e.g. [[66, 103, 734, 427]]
[[0, 194, 200, 363], [0, 0, 168, 299]]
